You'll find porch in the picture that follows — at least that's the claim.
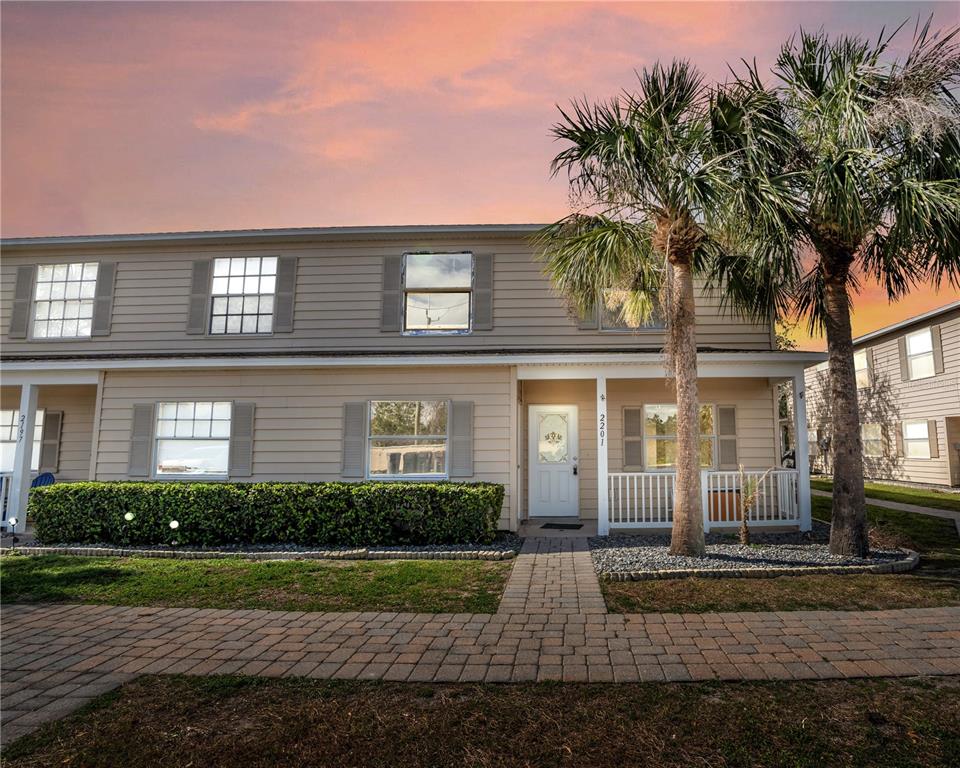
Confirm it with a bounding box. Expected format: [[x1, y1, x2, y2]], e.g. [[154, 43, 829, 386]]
[[514, 352, 820, 535]]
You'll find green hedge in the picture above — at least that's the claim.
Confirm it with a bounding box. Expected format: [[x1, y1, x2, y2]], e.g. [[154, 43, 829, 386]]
[[29, 481, 505, 547]]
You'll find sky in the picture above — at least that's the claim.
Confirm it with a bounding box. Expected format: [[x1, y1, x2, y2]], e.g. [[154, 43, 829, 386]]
[[2, 1, 958, 349]]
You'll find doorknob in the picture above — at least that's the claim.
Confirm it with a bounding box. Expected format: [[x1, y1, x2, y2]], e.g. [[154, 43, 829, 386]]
[[572, 465, 578, 476]]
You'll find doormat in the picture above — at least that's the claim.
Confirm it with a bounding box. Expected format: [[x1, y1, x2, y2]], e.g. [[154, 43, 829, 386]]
[[540, 523, 583, 530]]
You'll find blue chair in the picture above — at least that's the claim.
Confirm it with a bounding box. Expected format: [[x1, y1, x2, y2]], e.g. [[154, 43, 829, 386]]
[[31, 473, 55, 488]]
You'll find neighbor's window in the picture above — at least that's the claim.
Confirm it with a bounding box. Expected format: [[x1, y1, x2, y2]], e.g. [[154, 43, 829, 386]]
[[403, 253, 472, 332], [155, 402, 231, 476], [32, 263, 98, 339], [644, 404, 715, 469], [368, 400, 447, 477], [599, 290, 664, 332], [854, 350, 870, 389], [0, 410, 44, 472], [906, 329, 935, 380], [902, 420, 931, 459], [210, 256, 277, 334], [861, 423, 884, 458]]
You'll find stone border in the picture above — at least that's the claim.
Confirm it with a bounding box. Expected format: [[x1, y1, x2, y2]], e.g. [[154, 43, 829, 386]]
[[599, 548, 919, 581], [0, 545, 516, 562]]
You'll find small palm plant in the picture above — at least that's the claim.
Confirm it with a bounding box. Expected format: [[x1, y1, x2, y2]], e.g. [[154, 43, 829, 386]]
[[538, 61, 783, 557], [736, 465, 776, 546]]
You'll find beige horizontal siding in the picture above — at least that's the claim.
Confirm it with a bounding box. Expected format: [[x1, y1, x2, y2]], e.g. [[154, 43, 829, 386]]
[[0, 384, 96, 481], [95, 366, 513, 529], [804, 308, 960, 486], [2, 236, 773, 356]]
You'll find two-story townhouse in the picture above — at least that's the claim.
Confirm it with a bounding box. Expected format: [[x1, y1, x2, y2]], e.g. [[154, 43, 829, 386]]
[[1, 224, 823, 535], [804, 301, 960, 487]]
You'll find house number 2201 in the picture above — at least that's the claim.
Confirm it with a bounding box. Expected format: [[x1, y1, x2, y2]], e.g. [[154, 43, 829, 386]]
[[598, 412, 606, 447]]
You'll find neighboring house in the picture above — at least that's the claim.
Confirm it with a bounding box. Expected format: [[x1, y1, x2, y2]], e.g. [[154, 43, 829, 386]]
[[804, 301, 960, 487], [0, 225, 823, 534]]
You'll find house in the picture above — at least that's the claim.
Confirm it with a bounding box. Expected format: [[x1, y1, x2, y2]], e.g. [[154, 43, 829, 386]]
[[1, 224, 823, 535], [804, 301, 960, 487]]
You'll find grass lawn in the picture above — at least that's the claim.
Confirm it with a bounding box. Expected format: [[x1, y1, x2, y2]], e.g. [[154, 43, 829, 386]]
[[811, 477, 960, 513], [602, 497, 960, 614], [5, 674, 959, 768], [0, 555, 512, 614]]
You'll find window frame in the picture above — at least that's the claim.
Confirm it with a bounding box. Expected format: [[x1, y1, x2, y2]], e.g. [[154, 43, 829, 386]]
[[401, 252, 473, 336], [152, 401, 233, 479], [29, 262, 99, 341], [642, 403, 717, 470], [208, 256, 278, 336], [906, 328, 936, 381], [366, 399, 450, 480], [902, 419, 932, 460], [861, 423, 884, 458], [0, 409, 45, 473]]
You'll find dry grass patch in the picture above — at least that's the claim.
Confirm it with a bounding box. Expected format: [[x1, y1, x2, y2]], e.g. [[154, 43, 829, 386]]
[[4, 675, 959, 768]]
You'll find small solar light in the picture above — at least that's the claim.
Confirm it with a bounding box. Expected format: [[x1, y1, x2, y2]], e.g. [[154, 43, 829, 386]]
[[8, 517, 17, 527], [169, 520, 179, 530], [124, 512, 134, 522]]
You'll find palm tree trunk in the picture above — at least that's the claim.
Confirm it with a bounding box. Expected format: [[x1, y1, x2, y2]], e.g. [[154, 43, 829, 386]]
[[668, 258, 705, 557], [822, 266, 869, 557]]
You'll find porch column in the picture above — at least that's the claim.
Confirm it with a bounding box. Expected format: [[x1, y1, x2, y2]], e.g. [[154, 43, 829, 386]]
[[596, 375, 609, 535], [792, 373, 812, 531], [8, 383, 39, 534]]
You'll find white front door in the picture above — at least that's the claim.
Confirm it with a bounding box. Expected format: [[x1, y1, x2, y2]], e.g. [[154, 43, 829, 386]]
[[528, 404, 579, 517]]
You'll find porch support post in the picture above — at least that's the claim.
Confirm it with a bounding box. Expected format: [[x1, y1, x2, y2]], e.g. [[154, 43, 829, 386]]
[[8, 383, 39, 534], [792, 373, 812, 531], [596, 375, 609, 535]]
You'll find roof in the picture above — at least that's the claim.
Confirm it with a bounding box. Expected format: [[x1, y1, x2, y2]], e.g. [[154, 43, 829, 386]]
[[0, 223, 547, 250], [853, 300, 960, 347]]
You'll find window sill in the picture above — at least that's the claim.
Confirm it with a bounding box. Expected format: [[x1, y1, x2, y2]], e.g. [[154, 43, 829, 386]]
[[365, 475, 449, 482], [152, 474, 230, 481], [401, 329, 471, 336]]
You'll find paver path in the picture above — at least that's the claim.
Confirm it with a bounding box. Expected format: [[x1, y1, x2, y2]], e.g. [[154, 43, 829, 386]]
[[4, 539, 960, 744]]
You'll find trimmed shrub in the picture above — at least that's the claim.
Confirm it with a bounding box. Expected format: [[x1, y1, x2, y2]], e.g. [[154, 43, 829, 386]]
[[29, 481, 505, 547]]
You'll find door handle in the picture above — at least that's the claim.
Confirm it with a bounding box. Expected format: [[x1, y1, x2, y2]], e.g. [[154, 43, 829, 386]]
[[572, 465, 578, 476]]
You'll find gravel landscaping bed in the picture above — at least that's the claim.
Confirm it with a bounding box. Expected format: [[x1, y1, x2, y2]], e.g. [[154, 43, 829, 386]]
[[590, 525, 916, 580], [1, 534, 522, 562]]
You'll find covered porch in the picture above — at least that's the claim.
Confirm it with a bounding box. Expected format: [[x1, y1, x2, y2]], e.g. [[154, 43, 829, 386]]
[[514, 352, 822, 536], [1, 371, 101, 533]]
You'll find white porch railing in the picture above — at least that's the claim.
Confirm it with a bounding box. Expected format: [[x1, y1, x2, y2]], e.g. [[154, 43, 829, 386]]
[[608, 469, 800, 530]]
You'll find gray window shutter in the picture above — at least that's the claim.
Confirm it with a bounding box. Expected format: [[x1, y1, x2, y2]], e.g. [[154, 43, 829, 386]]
[[449, 400, 474, 477], [717, 405, 738, 468], [927, 419, 940, 459], [8, 265, 35, 339], [472, 253, 494, 331], [578, 304, 599, 330], [865, 348, 875, 387], [272, 256, 297, 333], [341, 402, 367, 477], [895, 422, 904, 456], [91, 262, 116, 337], [623, 407, 644, 469], [229, 403, 256, 477], [898, 337, 910, 381], [128, 404, 155, 477], [39, 411, 63, 473], [380, 255, 403, 332], [186, 260, 212, 335], [931, 325, 945, 374]]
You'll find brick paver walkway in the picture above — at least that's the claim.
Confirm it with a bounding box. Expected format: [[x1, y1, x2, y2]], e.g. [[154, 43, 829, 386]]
[[3, 539, 960, 745]]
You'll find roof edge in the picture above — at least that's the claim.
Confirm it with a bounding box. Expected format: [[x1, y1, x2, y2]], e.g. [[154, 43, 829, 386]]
[[853, 300, 960, 346], [0, 223, 548, 250]]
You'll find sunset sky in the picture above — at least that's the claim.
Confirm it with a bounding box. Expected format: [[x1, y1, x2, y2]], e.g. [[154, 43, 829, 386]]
[[2, 1, 957, 349]]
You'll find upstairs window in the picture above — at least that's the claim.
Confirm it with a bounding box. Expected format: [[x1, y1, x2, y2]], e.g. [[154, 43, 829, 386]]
[[210, 257, 277, 334], [32, 263, 98, 339], [854, 350, 870, 388], [403, 253, 472, 332], [155, 401, 232, 476], [368, 400, 448, 477], [644, 404, 715, 469], [0, 409, 44, 472], [906, 329, 935, 380], [599, 290, 665, 332]]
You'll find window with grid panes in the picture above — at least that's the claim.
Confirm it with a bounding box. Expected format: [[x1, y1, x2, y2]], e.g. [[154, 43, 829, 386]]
[[210, 257, 277, 334], [32, 262, 98, 338]]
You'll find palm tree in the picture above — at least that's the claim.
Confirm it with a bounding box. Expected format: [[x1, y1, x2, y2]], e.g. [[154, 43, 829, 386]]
[[722, 20, 960, 556], [538, 61, 774, 557]]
